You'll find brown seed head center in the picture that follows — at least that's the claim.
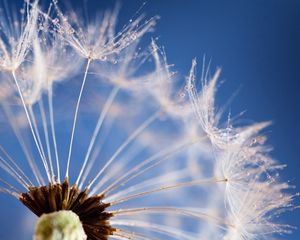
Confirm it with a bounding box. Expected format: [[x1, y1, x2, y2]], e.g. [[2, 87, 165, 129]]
[[19, 178, 115, 240]]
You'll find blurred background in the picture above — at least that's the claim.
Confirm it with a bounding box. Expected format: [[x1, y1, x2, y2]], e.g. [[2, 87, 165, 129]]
[[0, 0, 299, 239]]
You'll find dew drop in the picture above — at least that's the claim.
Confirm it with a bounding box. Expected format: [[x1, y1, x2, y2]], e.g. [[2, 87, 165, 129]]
[[70, 28, 75, 34], [100, 55, 107, 61], [53, 18, 59, 25], [131, 32, 137, 40], [185, 84, 193, 91]]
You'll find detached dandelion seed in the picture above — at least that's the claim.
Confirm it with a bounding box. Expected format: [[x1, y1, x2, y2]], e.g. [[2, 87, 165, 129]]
[[0, 1, 296, 240]]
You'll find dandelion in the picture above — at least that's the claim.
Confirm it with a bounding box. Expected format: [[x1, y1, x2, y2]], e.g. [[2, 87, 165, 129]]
[[0, 1, 296, 240]]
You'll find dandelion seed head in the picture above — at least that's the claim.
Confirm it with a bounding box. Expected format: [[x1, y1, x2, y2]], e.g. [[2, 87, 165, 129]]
[[50, 1, 158, 61], [0, 1, 296, 240]]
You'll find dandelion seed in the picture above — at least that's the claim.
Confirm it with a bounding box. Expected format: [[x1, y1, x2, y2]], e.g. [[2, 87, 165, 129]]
[[0, 0, 38, 72], [0, 1, 296, 240], [51, 1, 158, 61]]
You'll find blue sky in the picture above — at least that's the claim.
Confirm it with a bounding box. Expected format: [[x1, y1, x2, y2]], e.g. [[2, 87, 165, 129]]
[[0, 0, 299, 239]]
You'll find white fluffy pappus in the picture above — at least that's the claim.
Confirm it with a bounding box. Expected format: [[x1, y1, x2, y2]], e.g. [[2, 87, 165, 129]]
[[0, 1, 296, 240]]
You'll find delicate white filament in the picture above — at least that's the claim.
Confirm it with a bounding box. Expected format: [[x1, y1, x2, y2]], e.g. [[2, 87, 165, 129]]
[[76, 86, 119, 186], [88, 111, 160, 190], [66, 58, 92, 178], [12, 71, 51, 183]]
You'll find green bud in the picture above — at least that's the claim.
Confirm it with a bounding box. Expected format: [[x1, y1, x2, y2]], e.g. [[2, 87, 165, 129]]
[[34, 210, 87, 240]]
